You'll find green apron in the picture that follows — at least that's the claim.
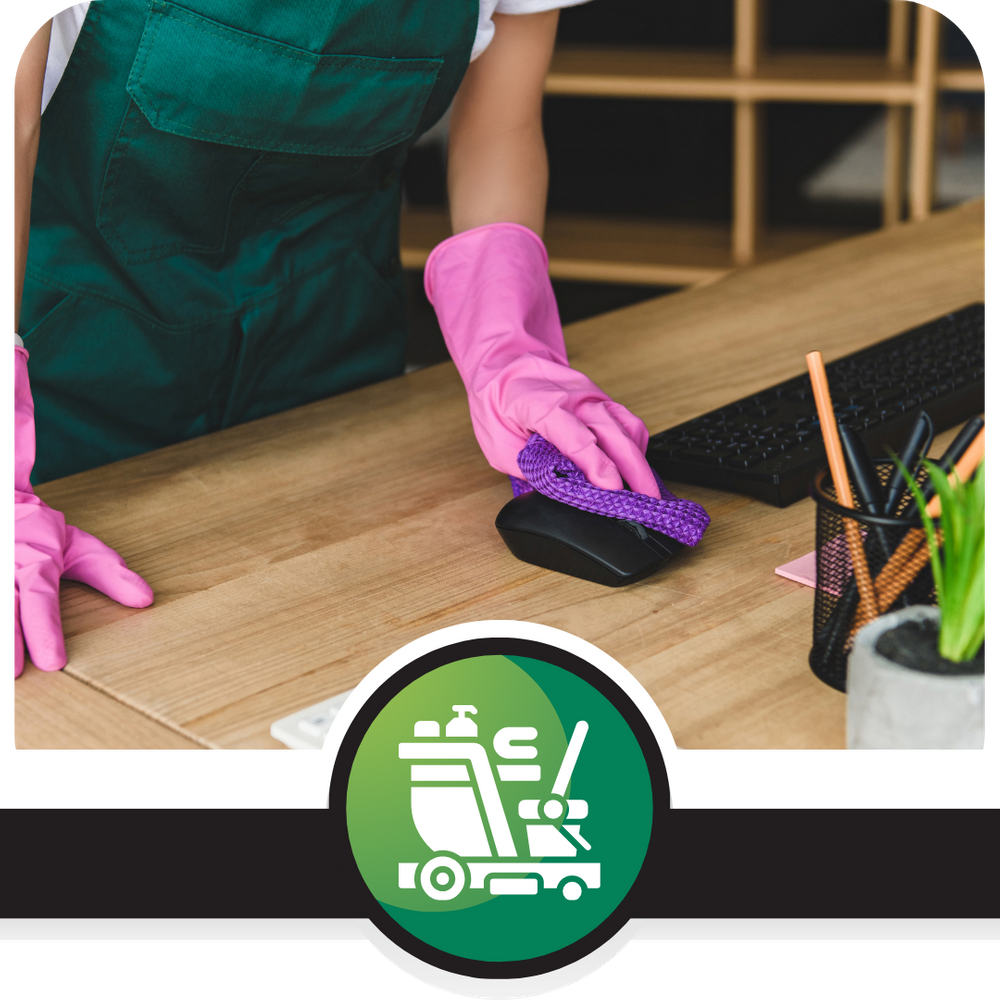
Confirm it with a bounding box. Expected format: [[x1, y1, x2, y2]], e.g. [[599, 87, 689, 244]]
[[21, 0, 477, 484]]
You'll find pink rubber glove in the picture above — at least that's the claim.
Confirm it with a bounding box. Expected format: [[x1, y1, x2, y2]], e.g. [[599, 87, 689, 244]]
[[424, 222, 660, 499], [14, 345, 153, 677]]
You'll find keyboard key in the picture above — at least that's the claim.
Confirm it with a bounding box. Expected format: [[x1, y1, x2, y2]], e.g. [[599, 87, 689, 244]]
[[678, 448, 733, 465], [874, 390, 905, 407], [651, 441, 686, 456], [727, 452, 765, 469]]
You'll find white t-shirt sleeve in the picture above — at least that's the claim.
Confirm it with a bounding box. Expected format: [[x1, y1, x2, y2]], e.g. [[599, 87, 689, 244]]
[[472, 0, 591, 61], [41, 2, 90, 114]]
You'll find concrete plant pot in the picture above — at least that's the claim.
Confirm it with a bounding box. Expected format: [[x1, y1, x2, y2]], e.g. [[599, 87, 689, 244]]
[[847, 605, 984, 749]]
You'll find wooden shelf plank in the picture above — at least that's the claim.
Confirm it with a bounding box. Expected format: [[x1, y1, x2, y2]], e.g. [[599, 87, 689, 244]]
[[546, 46, 920, 103], [400, 208, 862, 287], [909, 5, 942, 222], [938, 65, 985, 92]]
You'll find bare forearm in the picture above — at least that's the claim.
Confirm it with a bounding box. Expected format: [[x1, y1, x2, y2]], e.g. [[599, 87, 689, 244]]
[[447, 11, 558, 237], [15, 21, 50, 330], [449, 119, 548, 236]]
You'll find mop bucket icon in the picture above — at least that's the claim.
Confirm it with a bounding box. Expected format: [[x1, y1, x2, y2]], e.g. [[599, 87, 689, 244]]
[[397, 706, 600, 902]]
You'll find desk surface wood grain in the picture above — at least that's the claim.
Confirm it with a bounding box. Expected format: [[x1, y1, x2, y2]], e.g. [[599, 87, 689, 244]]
[[16, 201, 984, 750]]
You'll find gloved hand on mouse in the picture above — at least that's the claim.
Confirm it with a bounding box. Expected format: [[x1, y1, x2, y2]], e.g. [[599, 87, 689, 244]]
[[14, 343, 153, 677], [424, 222, 661, 500]]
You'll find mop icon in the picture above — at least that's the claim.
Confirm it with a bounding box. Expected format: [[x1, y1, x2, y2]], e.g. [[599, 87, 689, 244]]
[[397, 705, 600, 901]]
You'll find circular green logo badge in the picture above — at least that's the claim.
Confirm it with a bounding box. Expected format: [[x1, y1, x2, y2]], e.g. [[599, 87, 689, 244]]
[[331, 637, 668, 978]]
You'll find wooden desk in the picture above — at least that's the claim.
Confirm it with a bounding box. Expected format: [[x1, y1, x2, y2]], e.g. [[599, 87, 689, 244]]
[[15, 200, 984, 750]]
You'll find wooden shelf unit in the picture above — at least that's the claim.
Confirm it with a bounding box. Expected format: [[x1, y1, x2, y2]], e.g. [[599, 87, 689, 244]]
[[400, 2, 983, 287], [401, 207, 861, 288]]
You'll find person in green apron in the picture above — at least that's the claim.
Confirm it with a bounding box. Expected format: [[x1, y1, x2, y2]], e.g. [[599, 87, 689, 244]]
[[14, 1, 661, 677]]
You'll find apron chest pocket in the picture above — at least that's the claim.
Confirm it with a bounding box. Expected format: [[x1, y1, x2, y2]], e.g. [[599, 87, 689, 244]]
[[97, 0, 442, 263]]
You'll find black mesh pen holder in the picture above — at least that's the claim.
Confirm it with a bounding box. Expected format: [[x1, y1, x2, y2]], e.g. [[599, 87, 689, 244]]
[[808, 459, 937, 692]]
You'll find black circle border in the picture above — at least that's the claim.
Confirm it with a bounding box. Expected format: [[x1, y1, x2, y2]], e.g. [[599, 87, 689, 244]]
[[327, 636, 671, 980]]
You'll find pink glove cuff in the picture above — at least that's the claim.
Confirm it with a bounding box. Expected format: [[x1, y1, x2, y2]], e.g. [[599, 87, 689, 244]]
[[424, 222, 567, 372], [424, 222, 549, 301]]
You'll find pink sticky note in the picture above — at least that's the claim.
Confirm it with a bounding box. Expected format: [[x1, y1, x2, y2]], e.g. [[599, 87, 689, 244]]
[[776, 532, 864, 593], [775, 551, 817, 588]]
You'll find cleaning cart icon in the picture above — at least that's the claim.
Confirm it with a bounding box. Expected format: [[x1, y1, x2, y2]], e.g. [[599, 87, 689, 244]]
[[396, 705, 600, 902]]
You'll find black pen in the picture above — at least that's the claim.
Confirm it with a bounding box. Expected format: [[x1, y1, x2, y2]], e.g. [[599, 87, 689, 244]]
[[838, 423, 896, 577], [838, 424, 886, 517], [938, 414, 985, 473], [882, 410, 933, 516], [897, 413, 984, 520]]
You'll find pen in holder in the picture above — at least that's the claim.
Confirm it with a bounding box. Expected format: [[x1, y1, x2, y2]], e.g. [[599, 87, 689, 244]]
[[808, 459, 937, 692]]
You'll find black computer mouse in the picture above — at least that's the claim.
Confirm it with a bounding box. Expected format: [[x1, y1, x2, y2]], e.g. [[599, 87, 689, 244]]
[[495, 490, 684, 587]]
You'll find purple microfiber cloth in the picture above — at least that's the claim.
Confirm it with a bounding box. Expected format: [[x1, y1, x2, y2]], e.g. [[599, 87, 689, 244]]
[[510, 433, 710, 547]]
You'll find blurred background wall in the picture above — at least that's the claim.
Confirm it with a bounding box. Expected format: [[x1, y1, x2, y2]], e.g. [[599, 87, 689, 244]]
[[402, 0, 983, 369]]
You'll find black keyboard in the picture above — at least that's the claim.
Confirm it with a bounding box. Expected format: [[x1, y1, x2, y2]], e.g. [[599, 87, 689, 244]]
[[646, 303, 985, 507]]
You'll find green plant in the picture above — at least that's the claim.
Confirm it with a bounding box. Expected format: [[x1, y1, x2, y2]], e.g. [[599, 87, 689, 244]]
[[895, 457, 985, 662]]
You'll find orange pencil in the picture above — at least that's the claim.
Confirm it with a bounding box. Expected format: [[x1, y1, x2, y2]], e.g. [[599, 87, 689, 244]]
[[806, 350, 880, 625]]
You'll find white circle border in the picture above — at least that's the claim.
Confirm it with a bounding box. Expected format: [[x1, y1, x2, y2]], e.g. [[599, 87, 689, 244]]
[[321, 623, 667, 995]]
